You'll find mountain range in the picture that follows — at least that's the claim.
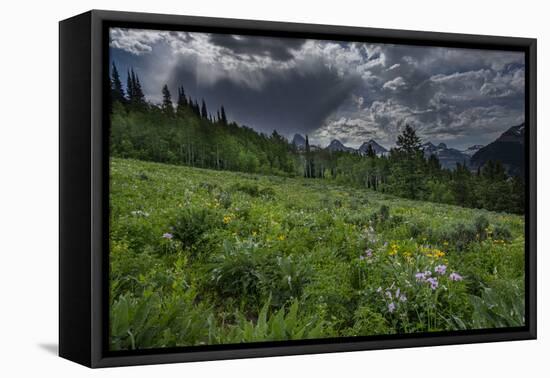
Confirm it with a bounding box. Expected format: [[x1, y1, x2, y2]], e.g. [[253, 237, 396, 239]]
[[358, 140, 389, 156], [470, 123, 525, 176], [326, 139, 356, 153], [291, 124, 524, 175], [421, 142, 471, 170]]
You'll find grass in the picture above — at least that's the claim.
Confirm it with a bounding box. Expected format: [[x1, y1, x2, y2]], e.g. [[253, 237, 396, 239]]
[[109, 158, 525, 351]]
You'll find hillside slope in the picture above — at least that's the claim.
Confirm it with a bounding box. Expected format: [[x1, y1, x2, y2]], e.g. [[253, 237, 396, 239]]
[[109, 158, 525, 351]]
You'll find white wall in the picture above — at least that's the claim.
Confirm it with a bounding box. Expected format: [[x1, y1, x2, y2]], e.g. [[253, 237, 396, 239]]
[[0, 0, 546, 376]]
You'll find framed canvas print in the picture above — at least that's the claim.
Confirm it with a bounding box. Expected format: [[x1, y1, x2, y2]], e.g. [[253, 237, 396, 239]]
[[59, 10, 536, 368]]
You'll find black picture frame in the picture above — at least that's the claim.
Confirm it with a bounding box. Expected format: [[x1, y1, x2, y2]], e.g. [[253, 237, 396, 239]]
[[59, 9, 537, 368]]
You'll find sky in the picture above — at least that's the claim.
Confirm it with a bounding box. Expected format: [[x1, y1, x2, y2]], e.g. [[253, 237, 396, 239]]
[[109, 27, 525, 150]]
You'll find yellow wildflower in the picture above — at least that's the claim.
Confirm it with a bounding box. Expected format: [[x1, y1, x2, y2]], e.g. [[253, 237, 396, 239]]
[[278, 234, 286, 241]]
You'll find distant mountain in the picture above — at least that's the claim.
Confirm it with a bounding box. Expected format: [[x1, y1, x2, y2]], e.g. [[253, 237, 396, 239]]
[[358, 139, 388, 156], [461, 144, 485, 157], [470, 123, 525, 176], [422, 142, 470, 170], [327, 139, 355, 152], [292, 133, 306, 148]]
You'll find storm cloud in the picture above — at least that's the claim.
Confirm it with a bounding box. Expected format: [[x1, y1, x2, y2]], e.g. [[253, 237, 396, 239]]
[[110, 28, 525, 150]]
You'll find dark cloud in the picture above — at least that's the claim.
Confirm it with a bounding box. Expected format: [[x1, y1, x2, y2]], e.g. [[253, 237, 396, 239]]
[[208, 34, 305, 61], [168, 59, 359, 135], [110, 28, 525, 150]]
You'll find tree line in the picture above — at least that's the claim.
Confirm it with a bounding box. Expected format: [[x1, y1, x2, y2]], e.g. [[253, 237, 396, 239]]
[[109, 63, 524, 214]]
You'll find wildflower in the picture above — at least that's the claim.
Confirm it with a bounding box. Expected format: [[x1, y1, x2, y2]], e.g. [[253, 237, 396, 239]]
[[435, 264, 447, 275], [162, 232, 173, 240], [223, 215, 232, 224], [365, 248, 373, 258], [415, 272, 426, 281], [385, 290, 392, 299], [426, 277, 439, 290], [376, 287, 382, 293], [388, 302, 396, 313], [449, 272, 463, 281], [278, 234, 286, 241], [399, 294, 407, 302]]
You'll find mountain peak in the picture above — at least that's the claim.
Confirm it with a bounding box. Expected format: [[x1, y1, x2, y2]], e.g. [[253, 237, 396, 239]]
[[422, 141, 469, 170], [499, 123, 525, 141], [358, 139, 388, 155], [470, 123, 525, 176], [462, 144, 484, 157], [327, 139, 354, 152], [292, 133, 306, 147]]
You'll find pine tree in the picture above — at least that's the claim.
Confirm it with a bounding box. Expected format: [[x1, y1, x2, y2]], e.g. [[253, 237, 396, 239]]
[[161, 84, 174, 116], [427, 154, 441, 175], [220, 106, 228, 125], [133, 71, 146, 106], [176, 86, 188, 115], [126, 68, 146, 109], [126, 69, 134, 101], [193, 100, 201, 117], [304, 135, 315, 178], [396, 124, 422, 155], [390, 124, 425, 199], [200, 99, 208, 119], [111, 62, 125, 103]]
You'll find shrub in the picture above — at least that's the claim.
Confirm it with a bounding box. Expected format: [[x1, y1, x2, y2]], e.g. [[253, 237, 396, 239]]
[[259, 255, 311, 308], [171, 207, 218, 251], [208, 240, 265, 301], [216, 191, 232, 209], [474, 215, 490, 239], [452, 222, 478, 250], [493, 224, 512, 241], [378, 205, 390, 222], [390, 214, 404, 225], [319, 195, 332, 209], [199, 181, 217, 193], [259, 186, 276, 198], [408, 222, 424, 238], [469, 280, 524, 329], [110, 292, 211, 350], [371, 204, 390, 225], [345, 306, 391, 336], [217, 299, 331, 343], [343, 212, 371, 227], [432, 221, 477, 251], [231, 182, 260, 197]]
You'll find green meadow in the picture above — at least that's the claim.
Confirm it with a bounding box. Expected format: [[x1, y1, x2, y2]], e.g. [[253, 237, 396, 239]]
[[109, 157, 525, 351]]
